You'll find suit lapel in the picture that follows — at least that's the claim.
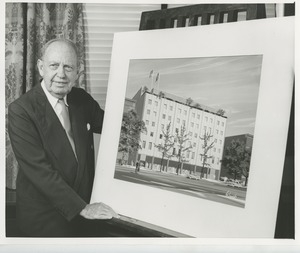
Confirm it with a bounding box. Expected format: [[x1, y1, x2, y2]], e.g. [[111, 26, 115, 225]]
[[33, 84, 79, 185], [67, 91, 89, 191]]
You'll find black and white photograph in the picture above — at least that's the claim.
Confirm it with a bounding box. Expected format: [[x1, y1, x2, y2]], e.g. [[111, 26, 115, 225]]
[[114, 55, 262, 209], [3, 0, 296, 246]]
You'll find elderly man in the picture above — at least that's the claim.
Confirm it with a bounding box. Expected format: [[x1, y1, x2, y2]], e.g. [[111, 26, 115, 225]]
[[8, 39, 118, 237]]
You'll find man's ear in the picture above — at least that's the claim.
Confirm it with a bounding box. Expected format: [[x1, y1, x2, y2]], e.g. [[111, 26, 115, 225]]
[[37, 59, 44, 77], [75, 66, 79, 80]]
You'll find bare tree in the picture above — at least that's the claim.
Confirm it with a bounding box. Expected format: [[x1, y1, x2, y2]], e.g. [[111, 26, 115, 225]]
[[175, 125, 192, 175], [199, 130, 215, 179], [155, 122, 175, 172]]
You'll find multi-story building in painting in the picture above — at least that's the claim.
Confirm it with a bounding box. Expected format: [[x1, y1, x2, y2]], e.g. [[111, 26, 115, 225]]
[[128, 87, 227, 180]]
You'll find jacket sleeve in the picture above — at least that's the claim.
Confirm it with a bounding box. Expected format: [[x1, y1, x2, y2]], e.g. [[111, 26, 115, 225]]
[[8, 102, 87, 221], [85, 91, 104, 134]]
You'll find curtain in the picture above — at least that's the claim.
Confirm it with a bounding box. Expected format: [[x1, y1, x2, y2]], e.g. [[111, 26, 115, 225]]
[[5, 3, 86, 189]]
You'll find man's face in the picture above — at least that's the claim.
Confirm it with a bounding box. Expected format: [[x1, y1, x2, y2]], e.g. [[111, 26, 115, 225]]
[[37, 41, 79, 99]]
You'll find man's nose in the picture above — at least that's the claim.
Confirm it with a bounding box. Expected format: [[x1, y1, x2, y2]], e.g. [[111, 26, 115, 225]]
[[56, 64, 66, 78]]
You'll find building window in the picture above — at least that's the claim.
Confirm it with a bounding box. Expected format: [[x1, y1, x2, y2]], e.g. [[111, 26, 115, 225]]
[[153, 111, 157, 117], [164, 104, 167, 109], [210, 118, 213, 123], [194, 133, 198, 138], [148, 142, 152, 150], [187, 151, 190, 158], [147, 109, 150, 115], [182, 120, 186, 126], [214, 138, 217, 143], [212, 156, 215, 164], [170, 105, 173, 111], [217, 120, 220, 125], [159, 134, 163, 139], [219, 140, 222, 145], [197, 114, 200, 119], [193, 142, 196, 147], [168, 115, 172, 121], [142, 141, 146, 149], [192, 152, 195, 159], [222, 122, 225, 127], [216, 129, 219, 134], [184, 110, 187, 115], [161, 124, 164, 130], [178, 108, 182, 114], [205, 116, 208, 122], [173, 148, 176, 155], [192, 112, 195, 118], [217, 158, 220, 165], [162, 114, 166, 119], [150, 132, 154, 137], [148, 99, 152, 105], [152, 121, 155, 127]]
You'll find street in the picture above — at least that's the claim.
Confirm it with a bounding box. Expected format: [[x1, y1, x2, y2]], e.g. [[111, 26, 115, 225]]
[[114, 165, 247, 208]]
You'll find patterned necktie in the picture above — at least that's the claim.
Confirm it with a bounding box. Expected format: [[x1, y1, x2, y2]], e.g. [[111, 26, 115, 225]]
[[55, 99, 77, 159]]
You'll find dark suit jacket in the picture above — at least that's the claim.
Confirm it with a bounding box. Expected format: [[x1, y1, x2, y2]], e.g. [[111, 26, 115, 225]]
[[8, 83, 104, 237]]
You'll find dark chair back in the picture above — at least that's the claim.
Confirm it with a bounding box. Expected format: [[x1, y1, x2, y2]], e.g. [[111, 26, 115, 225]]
[[139, 4, 266, 30]]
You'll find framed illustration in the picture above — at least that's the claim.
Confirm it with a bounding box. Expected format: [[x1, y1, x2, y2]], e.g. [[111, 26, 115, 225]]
[[91, 16, 294, 238]]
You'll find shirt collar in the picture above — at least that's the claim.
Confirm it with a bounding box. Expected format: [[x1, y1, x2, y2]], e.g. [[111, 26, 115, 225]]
[[41, 80, 69, 108]]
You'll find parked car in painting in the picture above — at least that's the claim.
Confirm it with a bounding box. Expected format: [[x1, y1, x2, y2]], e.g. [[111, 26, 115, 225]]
[[186, 174, 200, 180]]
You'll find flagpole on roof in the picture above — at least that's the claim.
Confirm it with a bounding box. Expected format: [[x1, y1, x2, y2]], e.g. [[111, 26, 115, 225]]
[[149, 70, 154, 90], [155, 72, 160, 91]]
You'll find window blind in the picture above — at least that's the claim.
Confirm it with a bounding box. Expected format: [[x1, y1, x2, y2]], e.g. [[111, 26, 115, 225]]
[[83, 4, 160, 109]]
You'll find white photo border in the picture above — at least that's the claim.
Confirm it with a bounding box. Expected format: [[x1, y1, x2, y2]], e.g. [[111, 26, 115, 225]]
[[93, 17, 294, 238]]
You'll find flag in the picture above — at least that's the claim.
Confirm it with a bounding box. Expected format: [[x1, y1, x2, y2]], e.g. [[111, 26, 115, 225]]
[[149, 70, 153, 78], [155, 73, 160, 82]]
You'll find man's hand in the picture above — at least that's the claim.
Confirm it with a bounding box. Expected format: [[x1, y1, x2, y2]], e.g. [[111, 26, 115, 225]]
[[80, 202, 120, 220]]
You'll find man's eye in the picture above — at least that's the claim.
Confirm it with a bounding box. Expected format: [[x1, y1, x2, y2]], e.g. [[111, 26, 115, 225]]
[[49, 64, 59, 69], [64, 66, 73, 72]]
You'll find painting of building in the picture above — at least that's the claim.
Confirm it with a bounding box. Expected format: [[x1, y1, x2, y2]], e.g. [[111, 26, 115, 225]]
[[128, 87, 227, 180]]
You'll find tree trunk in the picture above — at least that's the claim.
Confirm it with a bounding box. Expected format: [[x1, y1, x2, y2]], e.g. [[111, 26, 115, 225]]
[[160, 155, 164, 172], [166, 159, 170, 172], [151, 156, 154, 170], [206, 168, 210, 179], [121, 152, 126, 165], [245, 176, 248, 186], [176, 163, 180, 175], [180, 162, 184, 175]]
